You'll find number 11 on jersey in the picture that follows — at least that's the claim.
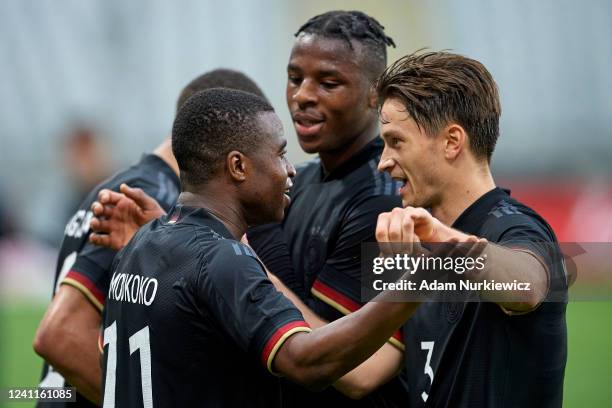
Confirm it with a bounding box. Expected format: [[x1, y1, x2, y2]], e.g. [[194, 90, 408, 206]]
[[103, 322, 153, 408]]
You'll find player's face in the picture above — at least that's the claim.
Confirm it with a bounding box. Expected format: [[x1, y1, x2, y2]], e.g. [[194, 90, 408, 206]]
[[246, 112, 295, 224], [286, 34, 376, 154], [378, 98, 445, 208]]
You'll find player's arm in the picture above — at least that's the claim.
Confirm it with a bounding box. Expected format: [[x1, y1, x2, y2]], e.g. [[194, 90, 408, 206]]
[[205, 239, 417, 393], [379, 207, 549, 313], [268, 273, 403, 399], [89, 183, 166, 250], [334, 343, 403, 399], [33, 285, 102, 405], [272, 295, 417, 391], [467, 238, 548, 312], [269, 208, 427, 390]]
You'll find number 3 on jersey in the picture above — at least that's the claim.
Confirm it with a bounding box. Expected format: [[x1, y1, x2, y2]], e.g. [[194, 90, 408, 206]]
[[103, 321, 153, 408], [421, 341, 435, 402]]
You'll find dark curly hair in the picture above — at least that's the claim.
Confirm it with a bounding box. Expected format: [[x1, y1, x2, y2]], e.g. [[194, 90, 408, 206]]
[[172, 88, 274, 187]]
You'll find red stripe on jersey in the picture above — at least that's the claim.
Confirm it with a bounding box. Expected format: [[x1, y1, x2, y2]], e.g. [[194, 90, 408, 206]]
[[391, 328, 404, 344], [66, 270, 106, 306], [312, 279, 404, 347], [311, 279, 361, 313], [261, 321, 310, 367]]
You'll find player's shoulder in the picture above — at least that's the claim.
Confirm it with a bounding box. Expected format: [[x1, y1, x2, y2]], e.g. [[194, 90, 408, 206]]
[[203, 239, 260, 268], [342, 165, 401, 216], [194, 239, 267, 294], [80, 155, 160, 202], [111, 154, 171, 189], [481, 196, 556, 242], [290, 158, 323, 199], [98, 154, 179, 210], [486, 197, 548, 229], [337, 149, 401, 203], [59, 164, 155, 242], [366, 163, 402, 198]]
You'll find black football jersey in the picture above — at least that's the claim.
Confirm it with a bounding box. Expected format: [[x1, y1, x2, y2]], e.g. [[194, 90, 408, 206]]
[[402, 188, 567, 408], [101, 206, 311, 408], [37, 154, 179, 408], [248, 137, 408, 407]]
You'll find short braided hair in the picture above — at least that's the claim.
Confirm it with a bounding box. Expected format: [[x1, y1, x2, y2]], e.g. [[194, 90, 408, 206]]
[[295, 11, 395, 80]]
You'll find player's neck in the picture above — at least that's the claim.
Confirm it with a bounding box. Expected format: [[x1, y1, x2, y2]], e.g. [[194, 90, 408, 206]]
[[318, 121, 378, 173], [431, 165, 496, 227], [177, 190, 247, 240], [153, 136, 179, 176]]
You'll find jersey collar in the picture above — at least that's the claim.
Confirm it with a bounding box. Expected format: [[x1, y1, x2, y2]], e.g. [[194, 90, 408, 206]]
[[321, 137, 384, 181], [452, 187, 510, 235], [165, 205, 234, 239]]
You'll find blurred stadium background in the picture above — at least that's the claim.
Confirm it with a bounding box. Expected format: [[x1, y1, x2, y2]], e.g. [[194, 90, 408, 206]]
[[0, 0, 610, 407]]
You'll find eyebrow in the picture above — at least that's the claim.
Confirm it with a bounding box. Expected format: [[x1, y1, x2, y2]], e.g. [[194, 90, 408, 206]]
[[317, 69, 343, 78], [380, 130, 404, 141], [287, 65, 344, 79]]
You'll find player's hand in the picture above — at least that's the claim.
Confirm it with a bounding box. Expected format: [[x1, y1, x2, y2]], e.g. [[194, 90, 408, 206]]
[[429, 234, 488, 260], [89, 183, 166, 250], [375, 207, 436, 256]]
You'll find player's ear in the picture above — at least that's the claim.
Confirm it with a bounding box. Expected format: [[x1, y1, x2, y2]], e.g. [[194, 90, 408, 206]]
[[367, 85, 378, 109], [227, 150, 248, 181], [443, 124, 467, 160]]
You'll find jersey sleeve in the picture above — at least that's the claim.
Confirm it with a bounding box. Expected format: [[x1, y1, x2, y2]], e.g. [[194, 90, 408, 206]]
[[61, 243, 114, 312], [197, 240, 311, 374], [310, 195, 404, 350], [60, 178, 161, 312], [487, 212, 566, 298], [499, 222, 552, 258]]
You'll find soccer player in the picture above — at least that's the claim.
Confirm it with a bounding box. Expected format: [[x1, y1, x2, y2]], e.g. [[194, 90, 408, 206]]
[[100, 87, 420, 407], [33, 69, 268, 407], [247, 11, 409, 406], [372, 51, 567, 407]]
